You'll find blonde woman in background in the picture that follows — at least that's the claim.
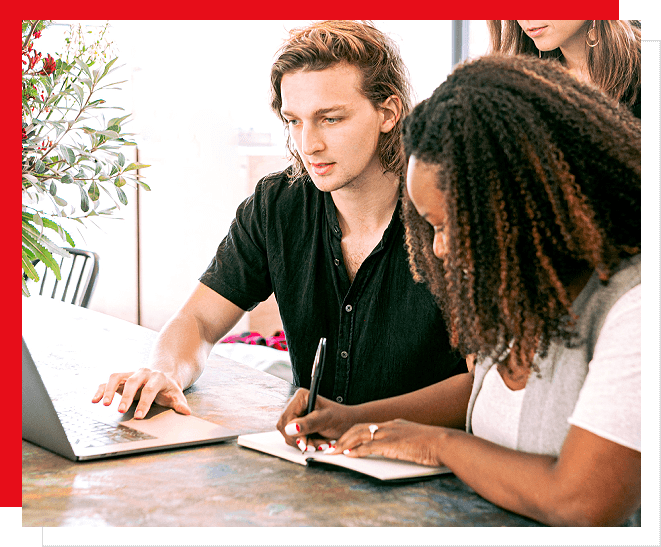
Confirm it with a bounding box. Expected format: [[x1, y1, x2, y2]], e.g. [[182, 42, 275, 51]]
[[488, 20, 641, 117]]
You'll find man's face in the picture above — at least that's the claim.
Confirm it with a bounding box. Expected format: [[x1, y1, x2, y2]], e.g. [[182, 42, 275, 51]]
[[280, 63, 391, 193]]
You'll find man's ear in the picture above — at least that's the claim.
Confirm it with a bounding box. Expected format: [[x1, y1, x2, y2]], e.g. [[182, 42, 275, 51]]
[[379, 95, 403, 134]]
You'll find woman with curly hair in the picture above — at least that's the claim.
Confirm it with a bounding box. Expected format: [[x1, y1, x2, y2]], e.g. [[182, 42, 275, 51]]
[[277, 54, 641, 526], [488, 20, 641, 117]]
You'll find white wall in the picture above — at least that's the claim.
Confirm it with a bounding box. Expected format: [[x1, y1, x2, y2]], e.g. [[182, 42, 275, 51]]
[[36, 20, 459, 333]]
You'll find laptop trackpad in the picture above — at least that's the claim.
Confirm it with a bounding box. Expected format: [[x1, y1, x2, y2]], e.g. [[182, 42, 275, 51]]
[[92, 399, 230, 441], [116, 402, 170, 422]]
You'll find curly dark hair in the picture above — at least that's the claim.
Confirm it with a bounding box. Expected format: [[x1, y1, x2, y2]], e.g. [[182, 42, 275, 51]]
[[401, 54, 640, 375]]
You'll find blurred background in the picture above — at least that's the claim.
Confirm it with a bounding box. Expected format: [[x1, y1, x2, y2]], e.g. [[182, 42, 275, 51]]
[[33, 20, 492, 336]]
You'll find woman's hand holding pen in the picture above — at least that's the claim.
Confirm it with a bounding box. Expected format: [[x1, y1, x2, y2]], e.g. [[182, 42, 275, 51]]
[[278, 390, 450, 466], [276, 388, 359, 452]]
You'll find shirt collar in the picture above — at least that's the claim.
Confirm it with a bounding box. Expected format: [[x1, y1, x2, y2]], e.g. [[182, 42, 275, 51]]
[[322, 187, 402, 248]]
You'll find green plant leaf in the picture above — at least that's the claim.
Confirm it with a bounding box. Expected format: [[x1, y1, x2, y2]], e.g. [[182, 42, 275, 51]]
[[116, 185, 128, 205], [124, 162, 150, 172], [75, 58, 92, 79], [49, 181, 57, 196], [61, 173, 74, 184], [23, 173, 39, 185], [23, 219, 72, 256], [114, 175, 126, 188], [22, 228, 64, 280], [100, 57, 118, 79], [97, 129, 119, 139], [117, 152, 125, 167], [34, 159, 47, 174], [78, 185, 90, 212], [72, 84, 84, 104], [22, 255, 40, 282], [88, 180, 100, 201], [40, 217, 76, 247], [60, 145, 76, 165], [22, 277, 31, 297], [108, 114, 131, 127], [31, 212, 43, 230]]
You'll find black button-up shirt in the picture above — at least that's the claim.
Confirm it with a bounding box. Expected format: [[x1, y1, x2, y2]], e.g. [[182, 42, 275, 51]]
[[200, 169, 465, 405]]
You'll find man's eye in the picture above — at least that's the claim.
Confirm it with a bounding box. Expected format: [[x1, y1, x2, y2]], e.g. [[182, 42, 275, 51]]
[[325, 117, 340, 124], [286, 119, 300, 126]]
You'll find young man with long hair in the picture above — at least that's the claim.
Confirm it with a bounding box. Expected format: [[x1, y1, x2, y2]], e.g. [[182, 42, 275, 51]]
[[93, 21, 465, 417]]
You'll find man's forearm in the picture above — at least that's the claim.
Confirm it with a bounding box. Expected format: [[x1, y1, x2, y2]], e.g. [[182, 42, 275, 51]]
[[147, 313, 214, 391], [146, 284, 247, 391]]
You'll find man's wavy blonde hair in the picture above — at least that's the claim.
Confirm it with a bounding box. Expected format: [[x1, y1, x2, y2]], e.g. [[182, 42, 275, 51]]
[[270, 20, 413, 180]]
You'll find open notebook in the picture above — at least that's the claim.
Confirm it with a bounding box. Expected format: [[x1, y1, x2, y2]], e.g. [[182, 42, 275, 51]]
[[238, 430, 452, 482]]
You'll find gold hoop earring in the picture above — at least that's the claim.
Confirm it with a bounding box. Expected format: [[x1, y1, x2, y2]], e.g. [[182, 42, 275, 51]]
[[586, 20, 599, 48]]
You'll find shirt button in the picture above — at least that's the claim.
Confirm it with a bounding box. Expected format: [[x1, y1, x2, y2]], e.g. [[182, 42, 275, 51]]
[[334, 258, 340, 266], [340, 351, 348, 358], [336, 396, 343, 403], [345, 305, 352, 312], [333, 226, 340, 234]]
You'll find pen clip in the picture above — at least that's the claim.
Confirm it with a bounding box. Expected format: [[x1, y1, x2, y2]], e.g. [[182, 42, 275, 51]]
[[310, 340, 324, 378], [305, 337, 326, 416]]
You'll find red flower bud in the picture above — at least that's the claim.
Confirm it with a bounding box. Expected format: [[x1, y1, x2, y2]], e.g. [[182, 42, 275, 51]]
[[40, 54, 56, 75], [28, 51, 41, 70], [34, 30, 42, 39]]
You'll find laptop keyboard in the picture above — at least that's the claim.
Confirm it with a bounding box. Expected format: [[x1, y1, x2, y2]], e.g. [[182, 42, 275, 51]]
[[56, 407, 157, 448]]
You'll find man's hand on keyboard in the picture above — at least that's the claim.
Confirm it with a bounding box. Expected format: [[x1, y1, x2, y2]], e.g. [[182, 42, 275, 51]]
[[92, 368, 192, 419]]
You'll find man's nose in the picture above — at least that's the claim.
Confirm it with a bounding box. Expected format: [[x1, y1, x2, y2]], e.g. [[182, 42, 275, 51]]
[[301, 125, 324, 156]]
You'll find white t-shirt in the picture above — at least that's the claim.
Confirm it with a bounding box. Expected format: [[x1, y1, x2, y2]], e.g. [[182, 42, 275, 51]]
[[471, 285, 641, 452]]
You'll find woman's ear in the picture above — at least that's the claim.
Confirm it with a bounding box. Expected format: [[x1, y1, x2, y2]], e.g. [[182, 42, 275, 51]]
[[379, 95, 403, 134]]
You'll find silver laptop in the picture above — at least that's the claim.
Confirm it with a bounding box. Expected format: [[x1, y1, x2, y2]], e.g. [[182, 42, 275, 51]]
[[22, 337, 239, 461]]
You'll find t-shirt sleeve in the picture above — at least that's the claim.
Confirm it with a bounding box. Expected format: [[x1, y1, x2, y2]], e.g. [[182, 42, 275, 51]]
[[199, 179, 274, 311], [568, 284, 641, 452]]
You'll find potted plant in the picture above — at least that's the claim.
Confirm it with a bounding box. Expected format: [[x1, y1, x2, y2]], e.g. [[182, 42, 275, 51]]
[[22, 20, 150, 296]]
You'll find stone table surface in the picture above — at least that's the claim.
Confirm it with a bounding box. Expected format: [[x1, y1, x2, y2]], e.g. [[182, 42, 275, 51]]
[[22, 296, 541, 527]]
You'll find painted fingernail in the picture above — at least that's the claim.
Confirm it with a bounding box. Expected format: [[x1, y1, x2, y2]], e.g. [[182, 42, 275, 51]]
[[324, 447, 336, 454], [284, 423, 301, 436], [343, 449, 351, 455], [104, 397, 110, 404], [296, 439, 307, 452], [318, 443, 329, 451], [306, 445, 316, 452], [330, 440, 337, 446], [118, 403, 125, 412], [134, 410, 143, 419]]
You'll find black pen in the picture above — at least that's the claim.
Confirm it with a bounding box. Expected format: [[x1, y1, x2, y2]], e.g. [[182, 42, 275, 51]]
[[303, 337, 326, 417]]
